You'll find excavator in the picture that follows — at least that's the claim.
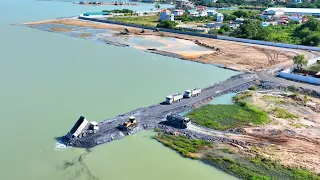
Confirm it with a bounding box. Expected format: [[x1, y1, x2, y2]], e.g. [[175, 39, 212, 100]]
[[119, 116, 137, 131]]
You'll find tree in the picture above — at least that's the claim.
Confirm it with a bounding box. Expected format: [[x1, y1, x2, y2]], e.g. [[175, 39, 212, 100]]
[[293, 54, 308, 69], [221, 24, 231, 32], [155, 3, 160, 9], [156, 20, 176, 29]]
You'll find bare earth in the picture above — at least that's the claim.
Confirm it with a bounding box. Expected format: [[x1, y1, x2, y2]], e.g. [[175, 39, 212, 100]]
[[24, 18, 314, 71], [241, 91, 320, 173]]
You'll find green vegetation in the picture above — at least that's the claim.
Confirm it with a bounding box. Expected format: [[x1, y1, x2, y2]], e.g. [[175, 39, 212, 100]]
[[156, 133, 320, 180], [233, 17, 320, 47], [156, 20, 177, 29], [109, 16, 159, 27], [272, 107, 297, 119], [305, 63, 320, 73], [293, 54, 308, 70], [262, 95, 285, 104], [186, 102, 269, 130], [103, 9, 134, 14], [205, 154, 320, 180], [191, 0, 320, 9], [155, 133, 212, 159], [233, 91, 253, 102], [248, 86, 258, 91], [154, 128, 161, 132]]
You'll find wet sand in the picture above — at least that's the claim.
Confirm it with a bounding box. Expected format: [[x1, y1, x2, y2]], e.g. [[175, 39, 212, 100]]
[[24, 18, 304, 71]]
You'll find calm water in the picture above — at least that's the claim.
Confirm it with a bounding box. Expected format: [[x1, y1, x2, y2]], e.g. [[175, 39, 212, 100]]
[[0, 0, 238, 179]]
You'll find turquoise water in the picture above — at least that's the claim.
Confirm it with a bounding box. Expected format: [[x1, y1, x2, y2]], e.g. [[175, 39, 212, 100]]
[[0, 0, 238, 179], [209, 93, 237, 105]]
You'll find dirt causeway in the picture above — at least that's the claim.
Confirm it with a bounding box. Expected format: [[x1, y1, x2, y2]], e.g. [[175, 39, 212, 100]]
[[25, 18, 313, 71]]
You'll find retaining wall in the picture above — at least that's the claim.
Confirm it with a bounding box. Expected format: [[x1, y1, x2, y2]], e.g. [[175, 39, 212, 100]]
[[279, 68, 320, 85], [78, 16, 320, 52]]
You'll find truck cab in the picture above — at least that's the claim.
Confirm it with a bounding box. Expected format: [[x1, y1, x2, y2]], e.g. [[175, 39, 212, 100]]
[[89, 121, 99, 133], [166, 96, 173, 104], [184, 90, 192, 98]]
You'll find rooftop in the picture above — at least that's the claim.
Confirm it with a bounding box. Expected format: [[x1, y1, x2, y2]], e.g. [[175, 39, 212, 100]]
[[265, 8, 320, 14], [83, 12, 110, 16]]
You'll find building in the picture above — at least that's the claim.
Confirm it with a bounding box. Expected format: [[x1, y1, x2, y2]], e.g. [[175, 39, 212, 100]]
[[264, 9, 285, 16], [217, 13, 224, 22], [207, 8, 217, 16], [293, 0, 302, 3], [174, 9, 184, 17], [204, 22, 223, 29], [81, 12, 111, 18], [288, 16, 303, 23], [197, 6, 207, 17], [187, 9, 200, 17], [264, 8, 320, 16], [159, 9, 174, 21], [176, 0, 194, 9], [235, 17, 245, 23], [142, 0, 154, 2]]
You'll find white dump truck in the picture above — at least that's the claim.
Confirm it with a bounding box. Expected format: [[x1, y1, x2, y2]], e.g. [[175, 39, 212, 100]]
[[66, 116, 99, 139], [184, 88, 202, 98], [165, 93, 183, 104]]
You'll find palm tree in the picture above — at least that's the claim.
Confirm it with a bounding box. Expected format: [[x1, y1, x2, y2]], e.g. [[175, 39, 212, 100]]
[[293, 54, 308, 70]]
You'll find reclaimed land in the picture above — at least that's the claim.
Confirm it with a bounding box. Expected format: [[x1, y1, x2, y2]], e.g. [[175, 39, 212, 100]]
[[160, 87, 320, 177], [23, 18, 313, 71], [155, 133, 320, 180]]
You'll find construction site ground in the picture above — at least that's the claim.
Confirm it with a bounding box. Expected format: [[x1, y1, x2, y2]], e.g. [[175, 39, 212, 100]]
[[236, 90, 320, 173], [24, 18, 317, 71]]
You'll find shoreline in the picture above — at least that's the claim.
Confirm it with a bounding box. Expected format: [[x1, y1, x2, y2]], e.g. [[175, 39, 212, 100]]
[[73, 2, 139, 6], [23, 18, 305, 72]]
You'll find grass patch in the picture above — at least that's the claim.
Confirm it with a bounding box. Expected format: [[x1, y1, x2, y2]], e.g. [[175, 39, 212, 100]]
[[108, 16, 159, 27], [291, 123, 308, 128], [233, 91, 253, 102], [272, 107, 297, 119], [155, 133, 320, 180], [263, 95, 285, 104], [304, 63, 320, 73], [219, 148, 234, 154], [186, 103, 269, 130], [204, 155, 320, 180], [248, 86, 258, 91], [155, 133, 212, 159]]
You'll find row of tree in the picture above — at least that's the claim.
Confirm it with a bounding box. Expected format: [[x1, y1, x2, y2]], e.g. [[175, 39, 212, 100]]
[[233, 18, 320, 47]]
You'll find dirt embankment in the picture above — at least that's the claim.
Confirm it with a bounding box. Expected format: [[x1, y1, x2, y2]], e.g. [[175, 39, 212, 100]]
[[24, 18, 310, 71], [238, 91, 320, 173]]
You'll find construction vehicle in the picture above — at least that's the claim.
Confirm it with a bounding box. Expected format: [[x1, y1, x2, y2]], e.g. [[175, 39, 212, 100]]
[[66, 116, 99, 139], [119, 116, 137, 131], [166, 114, 190, 128], [165, 93, 183, 104], [120, 28, 130, 35], [184, 88, 202, 98]]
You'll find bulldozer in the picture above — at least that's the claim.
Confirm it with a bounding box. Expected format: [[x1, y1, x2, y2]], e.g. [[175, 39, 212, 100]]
[[119, 116, 137, 131]]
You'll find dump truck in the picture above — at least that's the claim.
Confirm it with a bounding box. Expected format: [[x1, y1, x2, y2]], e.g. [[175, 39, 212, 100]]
[[166, 114, 190, 128], [165, 93, 183, 104], [66, 116, 99, 139], [119, 116, 137, 131], [184, 88, 202, 98]]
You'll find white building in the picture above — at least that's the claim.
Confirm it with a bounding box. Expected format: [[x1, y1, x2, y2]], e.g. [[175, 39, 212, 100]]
[[174, 9, 184, 17], [217, 13, 224, 22], [264, 8, 320, 16], [288, 16, 303, 23], [207, 9, 217, 16], [159, 9, 174, 21], [264, 9, 285, 17]]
